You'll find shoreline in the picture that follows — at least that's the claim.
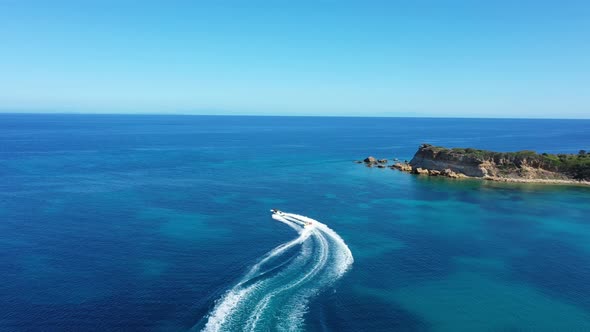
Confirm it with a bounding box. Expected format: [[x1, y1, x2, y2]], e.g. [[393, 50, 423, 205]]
[[394, 165, 590, 187], [480, 175, 590, 186]]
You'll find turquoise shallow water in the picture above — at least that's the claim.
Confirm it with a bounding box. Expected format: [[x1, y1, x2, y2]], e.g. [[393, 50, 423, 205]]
[[1, 114, 590, 331]]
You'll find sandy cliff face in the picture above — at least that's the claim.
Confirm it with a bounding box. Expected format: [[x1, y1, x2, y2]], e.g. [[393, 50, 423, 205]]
[[409, 144, 489, 177]]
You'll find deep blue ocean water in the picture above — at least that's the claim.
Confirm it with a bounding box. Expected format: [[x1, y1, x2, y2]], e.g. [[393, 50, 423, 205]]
[[1, 114, 590, 331]]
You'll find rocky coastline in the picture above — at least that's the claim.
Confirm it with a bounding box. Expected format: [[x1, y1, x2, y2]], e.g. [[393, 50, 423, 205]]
[[357, 144, 590, 186]]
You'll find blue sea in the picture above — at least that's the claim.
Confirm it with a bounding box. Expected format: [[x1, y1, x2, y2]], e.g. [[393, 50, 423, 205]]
[[1, 114, 590, 331]]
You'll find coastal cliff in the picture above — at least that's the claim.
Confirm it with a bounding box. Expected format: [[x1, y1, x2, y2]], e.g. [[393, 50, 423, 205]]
[[408, 144, 590, 183], [409, 145, 489, 177], [360, 144, 590, 185]]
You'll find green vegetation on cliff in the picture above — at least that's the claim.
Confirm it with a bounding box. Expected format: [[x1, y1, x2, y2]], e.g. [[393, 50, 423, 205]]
[[420, 144, 590, 181]]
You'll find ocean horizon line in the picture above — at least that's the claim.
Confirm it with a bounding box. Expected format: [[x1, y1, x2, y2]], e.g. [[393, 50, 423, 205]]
[[1, 112, 589, 121]]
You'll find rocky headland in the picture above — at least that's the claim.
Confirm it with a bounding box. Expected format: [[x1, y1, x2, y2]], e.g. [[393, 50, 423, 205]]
[[358, 144, 590, 185]]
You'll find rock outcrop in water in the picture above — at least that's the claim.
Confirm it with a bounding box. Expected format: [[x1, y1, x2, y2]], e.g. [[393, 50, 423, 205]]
[[363, 156, 389, 167], [392, 162, 412, 172]]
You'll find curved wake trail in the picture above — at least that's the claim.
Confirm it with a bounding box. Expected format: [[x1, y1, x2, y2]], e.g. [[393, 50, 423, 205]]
[[199, 212, 353, 332]]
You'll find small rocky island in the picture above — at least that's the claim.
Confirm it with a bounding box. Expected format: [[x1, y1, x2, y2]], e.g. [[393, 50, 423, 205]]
[[359, 144, 590, 185]]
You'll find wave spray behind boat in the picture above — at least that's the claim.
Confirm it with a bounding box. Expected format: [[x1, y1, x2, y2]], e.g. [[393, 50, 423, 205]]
[[196, 212, 354, 332]]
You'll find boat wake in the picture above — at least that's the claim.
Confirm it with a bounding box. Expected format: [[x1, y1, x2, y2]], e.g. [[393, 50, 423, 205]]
[[197, 212, 354, 332]]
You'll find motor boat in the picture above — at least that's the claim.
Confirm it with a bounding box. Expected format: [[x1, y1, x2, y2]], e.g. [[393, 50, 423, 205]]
[[271, 209, 313, 227], [270, 208, 284, 216]]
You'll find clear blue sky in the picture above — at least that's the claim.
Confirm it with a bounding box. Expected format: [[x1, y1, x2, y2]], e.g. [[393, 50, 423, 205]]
[[1, 1, 589, 118]]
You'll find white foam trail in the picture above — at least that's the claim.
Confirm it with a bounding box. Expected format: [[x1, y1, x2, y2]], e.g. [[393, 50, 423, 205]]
[[245, 228, 329, 331], [201, 282, 260, 332], [199, 212, 353, 332], [273, 214, 303, 232], [243, 217, 311, 281], [288, 213, 354, 277]]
